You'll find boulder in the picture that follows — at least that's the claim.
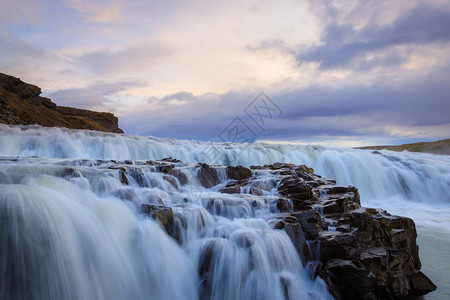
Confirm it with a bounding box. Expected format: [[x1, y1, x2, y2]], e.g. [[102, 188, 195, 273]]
[[410, 270, 437, 295], [219, 186, 241, 194], [163, 175, 179, 188], [324, 259, 375, 300], [197, 164, 219, 188], [249, 186, 262, 196], [226, 166, 252, 180], [168, 168, 188, 185], [278, 177, 314, 201], [141, 204, 174, 236]]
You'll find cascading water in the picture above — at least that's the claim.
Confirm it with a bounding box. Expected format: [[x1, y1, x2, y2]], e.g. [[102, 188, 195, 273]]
[[1, 124, 449, 299], [2, 125, 448, 207]]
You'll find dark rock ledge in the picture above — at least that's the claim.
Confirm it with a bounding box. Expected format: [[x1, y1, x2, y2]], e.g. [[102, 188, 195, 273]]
[[66, 158, 436, 299]]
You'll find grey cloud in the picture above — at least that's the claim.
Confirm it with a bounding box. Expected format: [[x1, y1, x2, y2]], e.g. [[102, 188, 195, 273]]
[[0, 32, 57, 67], [160, 91, 197, 104], [299, 3, 450, 70], [47, 79, 147, 109], [120, 65, 450, 143]]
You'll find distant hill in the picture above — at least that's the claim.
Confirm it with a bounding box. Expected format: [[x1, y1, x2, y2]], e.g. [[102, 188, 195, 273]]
[[357, 139, 450, 155], [0, 73, 123, 133]]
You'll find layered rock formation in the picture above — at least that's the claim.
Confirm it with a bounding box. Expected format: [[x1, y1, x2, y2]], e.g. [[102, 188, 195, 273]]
[[0, 73, 123, 133], [100, 159, 436, 299]]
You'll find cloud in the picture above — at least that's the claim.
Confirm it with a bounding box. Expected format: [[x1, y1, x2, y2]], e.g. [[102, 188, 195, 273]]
[[0, 0, 45, 27], [119, 63, 450, 143], [46, 79, 147, 110], [63, 0, 124, 23], [77, 41, 173, 76], [299, 3, 450, 70], [0, 32, 64, 86], [159, 92, 197, 105]]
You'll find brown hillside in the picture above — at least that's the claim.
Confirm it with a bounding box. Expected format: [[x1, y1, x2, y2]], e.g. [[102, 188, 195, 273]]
[[0, 73, 123, 133], [357, 139, 450, 155]]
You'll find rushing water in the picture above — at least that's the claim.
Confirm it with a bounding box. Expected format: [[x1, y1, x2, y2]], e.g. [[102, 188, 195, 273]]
[[1, 124, 449, 299]]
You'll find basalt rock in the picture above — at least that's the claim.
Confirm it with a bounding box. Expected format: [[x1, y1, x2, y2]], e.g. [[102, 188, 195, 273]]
[[219, 185, 241, 194], [264, 162, 435, 299], [278, 176, 315, 211], [0, 73, 123, 133], [226, 166, 252, 180], [197, 163, 219, 188], [141, 204, 174, 237]]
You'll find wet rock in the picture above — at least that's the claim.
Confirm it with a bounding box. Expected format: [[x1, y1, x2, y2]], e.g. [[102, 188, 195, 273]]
[[278, 177, 314, 202], [293, 211, 322, 239], [249, 186, 262, 196], [140, 204, 174, 236], [378, 214, 421, 269], [251, 179, 276, 192], [227, 166, 252, 180], [360, 247, 388, 289], [168, 168, 188, 185], [323, 259, 375, 300], [119, 170, 129, 185], [219, 186, 241, 194], [319, 232, 359, 262], [157, 164, 174, 174], [321, 192, 360, 215], [163, 175, 178, 188], [60, 167, 82, 179], [274, 198, 292, 213], [264, 162, 289, 169], [294, 165, 316, 181], [108, 165, 129, 184], [272, 215, 308, 265], [197, 164, 219, 188], [127, 167, 147, 187], [197, 242, 216, 300], [410, 270, 437, 295], [161, 157, 181, 163]]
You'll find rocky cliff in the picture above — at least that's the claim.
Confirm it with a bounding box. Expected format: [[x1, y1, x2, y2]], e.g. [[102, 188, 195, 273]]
[[96, 158, 436, 299], [0, 73, 123, 133]]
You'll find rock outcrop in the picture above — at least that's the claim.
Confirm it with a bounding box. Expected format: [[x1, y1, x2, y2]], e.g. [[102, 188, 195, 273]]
[[0, 73, 123, 133], [266, 163, 436, 299]]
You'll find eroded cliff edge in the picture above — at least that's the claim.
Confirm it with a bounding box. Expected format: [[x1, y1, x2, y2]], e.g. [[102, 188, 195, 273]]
[[0, 73, 123, 133]]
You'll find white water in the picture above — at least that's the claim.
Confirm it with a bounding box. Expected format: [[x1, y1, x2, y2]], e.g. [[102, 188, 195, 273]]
[[1, 125, 449, 299]]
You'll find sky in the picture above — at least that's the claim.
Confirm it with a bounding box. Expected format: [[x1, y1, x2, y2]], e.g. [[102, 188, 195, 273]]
[[1, 0, 450, 146]]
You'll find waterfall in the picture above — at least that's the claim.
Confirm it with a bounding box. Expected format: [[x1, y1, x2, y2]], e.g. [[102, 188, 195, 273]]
[[1, 124, 449, 299], [1, 125, 449, 205], [0, 142, 332, 299]]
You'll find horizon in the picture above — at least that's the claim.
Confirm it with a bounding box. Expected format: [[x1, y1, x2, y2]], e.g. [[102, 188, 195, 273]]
[[1, 0, 450, 146]]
